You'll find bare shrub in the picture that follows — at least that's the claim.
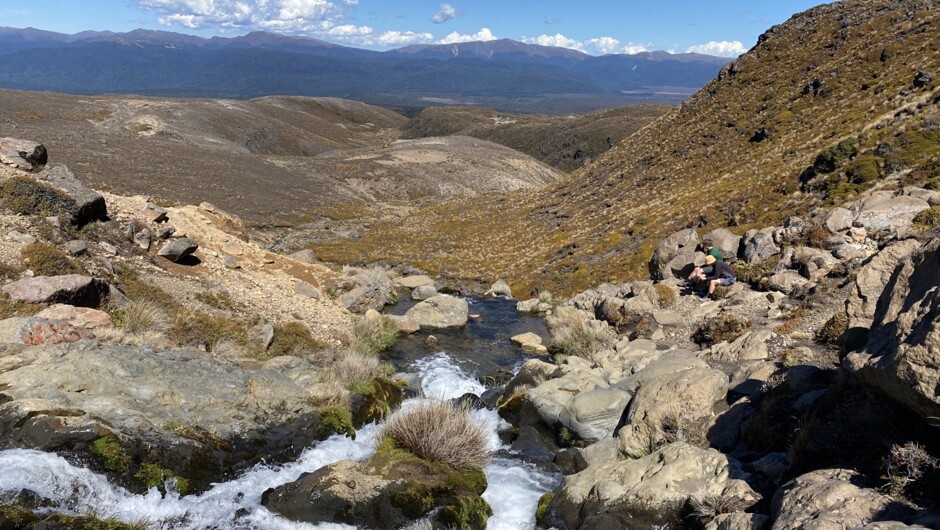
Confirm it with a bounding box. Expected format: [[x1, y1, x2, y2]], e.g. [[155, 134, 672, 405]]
[[353, 314, 399, 355], [883, 441, 938, 496], [688, 492, 753, 519], [547, 306, 616, 359], [660, 409, 708, 447], [381, 399, 492, 470]]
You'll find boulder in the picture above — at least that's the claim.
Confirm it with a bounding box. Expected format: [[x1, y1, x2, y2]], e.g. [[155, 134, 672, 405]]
[[398, 275, 435, 289], [294, 281, 320, 300], [549, 443, 758, 530], [766, 270, 809, 295], [502, 359, 557, 399], [0, 138, 47, 169], [707, 330, 776, 362], [156, 226, 176, 240], [771, 469, 892, 530], [824, 207, 854, 233], [250, 323, 275, 350], [133, 228, 152, 250], [845, 239, 922, 330], [702, 228, 742, 260], [649, 228, 699, 280], [263, 450, 490, 530], [845, 236, 940, 419], [0, 316, 95, 345], [338, 286, 385, 314], [484, 279, 512, 298], [510, 332, 547, 354], [7, 230, 36, 245], [34, 304, 112, 330], [404, 295, 468, 328], [705, 513, 770, 530], [34, 165, 107, 225], [287, 249, 316, 264], [742, 227, 781, 264], [144, 203, 168, 223], [1, 275, 108, 307], [411, 284, 437, 301], [525, 368, 608, 428], [852, 191, 929, 237], [386, 315, 420, 334], [64, 240, 88, 256], [157, 238, 198, 262], [558, 387, 631, 443], [222, 255, 241, 269]]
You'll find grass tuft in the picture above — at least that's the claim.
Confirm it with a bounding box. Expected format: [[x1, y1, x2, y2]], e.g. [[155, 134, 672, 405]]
[[547, 306, 616, 359], [381, 400, 492, 470], [21, 242, 85, 276], [353, 315, 399, 355]]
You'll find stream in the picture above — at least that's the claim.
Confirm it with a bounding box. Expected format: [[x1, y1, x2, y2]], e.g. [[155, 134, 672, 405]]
[[0, 296, 559, 529]]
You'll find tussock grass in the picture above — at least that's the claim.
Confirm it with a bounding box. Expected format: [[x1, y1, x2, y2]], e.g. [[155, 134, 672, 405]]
[[324, 348, 390, 391], [381, 399, 492, 470], [21, 242, 85, 276], [547, 306, 616, 359], [353, 314, 399, 355], [112, 300, 171, 336], [0, 176, 76, 218]]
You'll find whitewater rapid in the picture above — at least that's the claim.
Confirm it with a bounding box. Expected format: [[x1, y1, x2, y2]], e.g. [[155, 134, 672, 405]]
[[0, 352, 558, 529]]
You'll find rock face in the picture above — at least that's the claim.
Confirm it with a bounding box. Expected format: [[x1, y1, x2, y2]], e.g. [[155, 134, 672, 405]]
[[404, 295, 469, 328], [549, 443, 758, 530], [845, 239, 922, 330], [35, 165, 107, 225], [845, 236, 940, 420], [1, 275, 109, 307], [852, 191, 929, 236], [158, 238, 199, 262], [263, 449, 491, 530]]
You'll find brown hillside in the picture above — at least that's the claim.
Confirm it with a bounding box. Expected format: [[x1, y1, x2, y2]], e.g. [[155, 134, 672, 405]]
[[312, 0, 940, 296], [400, 105, 668, 172]]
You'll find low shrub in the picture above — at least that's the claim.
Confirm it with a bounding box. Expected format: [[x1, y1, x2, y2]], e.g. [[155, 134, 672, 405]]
[[0, 176, 76, 218], [353, 314, 399, 355], [912, 206, 940, 231], [816, 311, 848, 345], [653, 283, 676, 307], [381, 400, 492, 470], [0, 292, 42, 319], [267, 321, 326, 357], [845, 155, 882, 184], [734, 255, 780, 285], [883, 441, 940, 504], [113, 300, 170, 336], [195, 290, 236, 312], [113, 265, 178, 308], [812, 137, 858, 174], [547, 306, 616, 359], [20, 242, 85, 276], [692, 313, 750, 346], [168, 309, 243, 351]]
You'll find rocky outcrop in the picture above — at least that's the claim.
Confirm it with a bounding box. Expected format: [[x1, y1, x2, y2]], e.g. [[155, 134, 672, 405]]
[[845, 236, 940, 420], [548, 443, 758, 530], [35, 165, 107, 225], [851, 191, 929, 238], [0, 138, 47, 169], [649, 228, 699, 280], [157, 237, 199, 262], [771, 469, 894, 530], [845, 239, 922, 330], [404, 295, 469, 328], [1, 275, 109, 307]]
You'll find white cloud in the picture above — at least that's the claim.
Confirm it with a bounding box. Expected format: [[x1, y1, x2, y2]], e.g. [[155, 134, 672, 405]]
[[521, 33, 585, 53], [376, 30, 434, 46], [140, 0, 341, 31], [685, 40, 746, 57], [342, 0, 358, 5], [586, 37, 620, 54], [327, 24, 372, 36], [622, 42, 650, 55], [438, 27, 496, 44], [432, 3, 459, 24]]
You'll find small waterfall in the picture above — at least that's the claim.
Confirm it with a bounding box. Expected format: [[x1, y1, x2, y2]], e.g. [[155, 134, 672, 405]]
[[0, 353, 559, 529]]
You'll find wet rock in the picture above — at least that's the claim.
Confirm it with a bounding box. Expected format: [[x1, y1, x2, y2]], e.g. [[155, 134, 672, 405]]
[[34, 165, 107, 225], [158, 237, 198, 262], [525, 367, 608, 429], [386, 315, 419, 334], [1, 275, 108, 307], [484, 279, 512, 298], [404, 295, 468, 328], [510, 332, 547, 354]]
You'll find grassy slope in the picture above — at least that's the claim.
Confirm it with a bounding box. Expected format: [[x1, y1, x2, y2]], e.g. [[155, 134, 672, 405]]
[[312, 0, 940, 297], [400, 105, 668, 172]]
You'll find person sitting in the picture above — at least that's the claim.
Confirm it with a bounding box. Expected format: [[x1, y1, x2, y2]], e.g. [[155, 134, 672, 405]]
[[701, 254, 735, 301], [687, 238, 723, 286]]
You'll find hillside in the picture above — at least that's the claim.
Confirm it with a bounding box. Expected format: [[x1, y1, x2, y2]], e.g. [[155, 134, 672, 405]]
[[400, 105, 668, 172], [312, 0, 940, 295], [0, 90, 562, 230]]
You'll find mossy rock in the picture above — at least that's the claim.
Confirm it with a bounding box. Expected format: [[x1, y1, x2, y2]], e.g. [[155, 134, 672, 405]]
[[535, 492, 555, 526], [497, 392, 525, 421], [90, 436, 131, 475], [0, 504, 38, 529], [319, 405, 356, 440], [134, 462, 191, 495], [27, 513, 144, 530], [350, 377, 404, 427]]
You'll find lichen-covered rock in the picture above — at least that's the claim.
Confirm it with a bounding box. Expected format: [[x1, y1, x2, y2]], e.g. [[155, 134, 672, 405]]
[[0, 137, 47, 169], [548, 443, 758, 530], [852, 191, 929, 237], [742, 227, 781, 264], [0, 317, 95, 345]]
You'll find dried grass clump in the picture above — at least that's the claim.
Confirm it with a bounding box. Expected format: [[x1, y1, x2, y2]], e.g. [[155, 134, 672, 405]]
[[353, 314, 399, 355], [653, 283, 676, 307], [883, 441, 939, 496], [381, 400, 492, 470], [325, 348, 390, 390], [112, 299, 171, 336], [692, 313, 751, 347], [688, 493, 753, 519], [21, 242, 85, 276], [0, 176, 76, 218], [547, 306, 616, 359]]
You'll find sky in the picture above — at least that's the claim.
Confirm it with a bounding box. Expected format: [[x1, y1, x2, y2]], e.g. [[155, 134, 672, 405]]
[[0, 1, 830, 57]]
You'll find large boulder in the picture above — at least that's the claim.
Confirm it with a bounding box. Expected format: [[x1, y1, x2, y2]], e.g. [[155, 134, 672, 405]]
[[263, 449, 491, 530], [702, 228, 742, 260], [742, 227, 781, 264], [706, 330, 776, 362], [157, 237, 199, 262], [823, 207, 854, 234], [404, 295, 468, 328], [484, 279, 512, 298], [766, 270, 810, 295], [1, 275, 109, 308], [771, 469, 894, 530], [548, 443, 759, 530], [34, 165, 107, 225], [845, 236, 940, 420], [649, 229, 699, 280], [0, 138, 47, 169], [852, 191, 930, 237], [845, 239, 922, 330], [524, 366, 608, 429], [558, 387, 631, 443], [0, 317, 94, 345], [338, 286, 386, 314]]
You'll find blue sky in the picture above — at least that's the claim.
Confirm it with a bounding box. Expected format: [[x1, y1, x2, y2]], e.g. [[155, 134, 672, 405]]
[[0, 1, 829, 57]]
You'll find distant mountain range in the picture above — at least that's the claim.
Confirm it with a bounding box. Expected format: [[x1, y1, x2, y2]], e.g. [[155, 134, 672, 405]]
[[0, 27, 728, 110]]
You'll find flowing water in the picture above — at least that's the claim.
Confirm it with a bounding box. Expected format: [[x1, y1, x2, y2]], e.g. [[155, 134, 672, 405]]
[[0, 297, 559, 529]]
